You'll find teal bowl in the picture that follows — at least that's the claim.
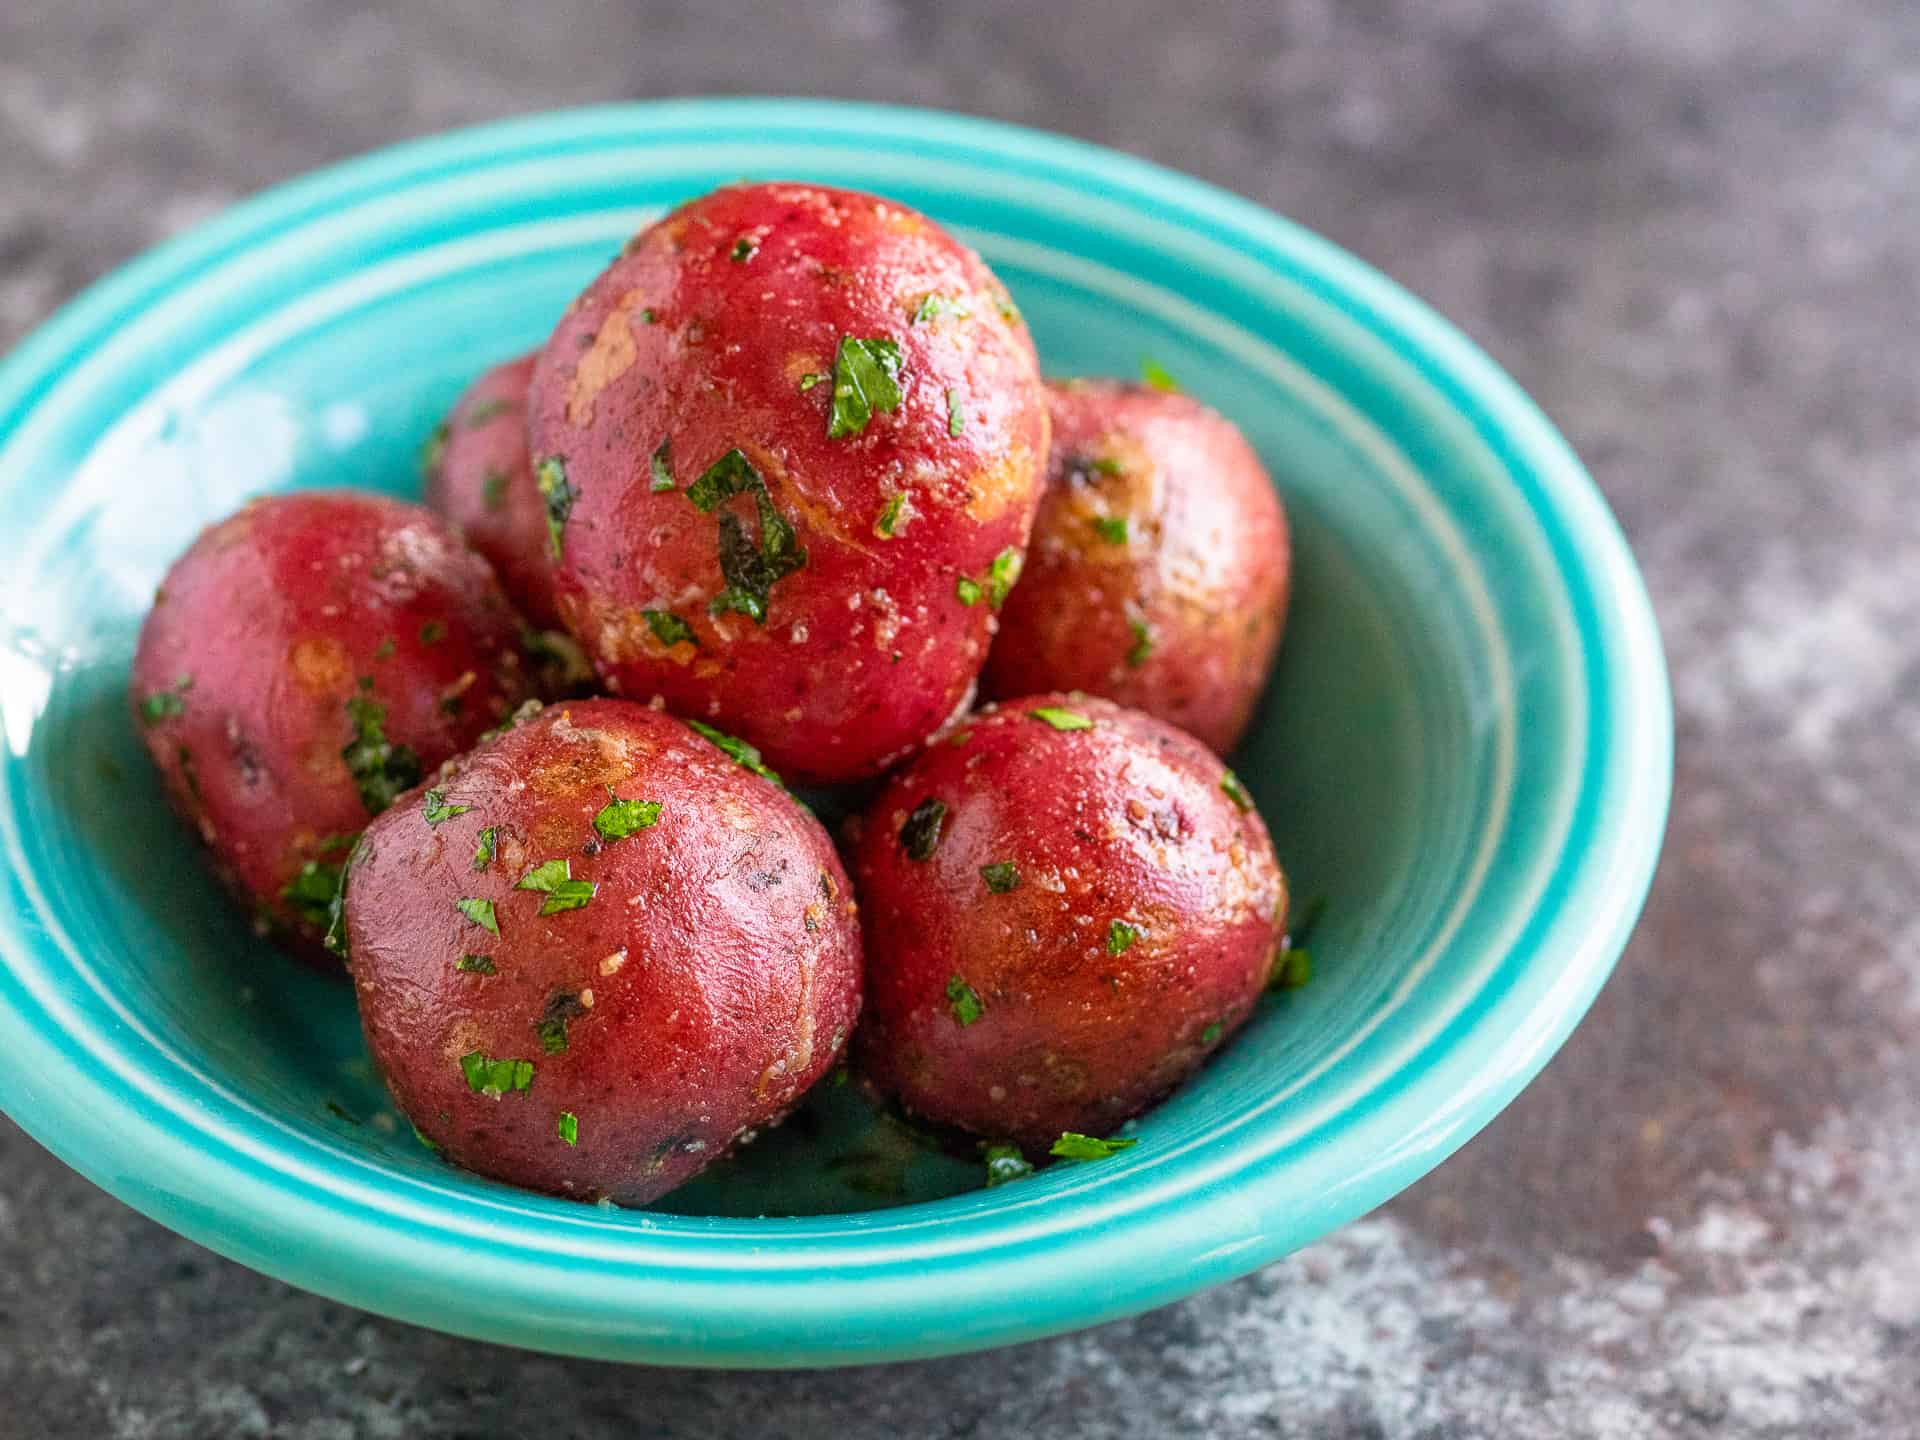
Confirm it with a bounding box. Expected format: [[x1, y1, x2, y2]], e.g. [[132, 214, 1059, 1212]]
[[0, 100, 1670, 1366]]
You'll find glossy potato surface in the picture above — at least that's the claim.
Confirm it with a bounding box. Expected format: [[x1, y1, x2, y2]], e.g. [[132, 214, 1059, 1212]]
[[985, 381, 1290, 754], [528, 182, 1049, 784], [344, 699, 863, 1203], [849, 693, 1287, 1151], [130, 492, 533, 957]]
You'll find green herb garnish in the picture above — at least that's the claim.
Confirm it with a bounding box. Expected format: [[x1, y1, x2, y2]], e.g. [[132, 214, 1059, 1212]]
[[912, 293, 972, 324], [994, 291, 1022, 324], [410, 1122, 441, 1154], [455, 954, 496, 974], [535, 455, 578, 559], [874, 491, 907, 539], [799, 372, 827, 391], [641, 307, 658, 324], [557, 1111, 579, 1145], [984, 1144, 1032, 1186], [517, 859, 596, 915], [980, 861, 1020, 894], [730, 235, 758, 262], [459, 1051, 533, 1096], [686, 448, 760, 511], [536, 1017, 570, 1053], [1091, 515, 1129, 544], [1107, 919, 1141, 955], [479, 467, 510, 512], [464, 396, 510, 428], [472, 826, 497, 871], [642, 609, 696, 648], [686, 719, 783, 786], [1030, 706, 1093, 732], [946, 387, 966, 437], [827, 336, 904, 439], [1271, 948, 1312, 991], [1051, 1132, 1137, 1161], [373, 636, 396, 661], [342, 694, 421, 816], [456, 897, 499, 935], [986, 547, 1023, 610], [687, 450, 807, 622], [649, 438, 675, 492], [1126, 615, 1154, 667], [1220, 770, 1254, 812], [900, 797, 948, 861], [1200, 1021, 1223, 1045], [422, 788, 469, 825], [280, 857, 345, 931], [420, 420, 449, 478], [138, 674, 193, 726], [1141, 358, 1181, 392], [956, 575, 983, 606], [594, 793, 663, 842], [417, 619, 446, 646], [945, 974, 984, 1026]]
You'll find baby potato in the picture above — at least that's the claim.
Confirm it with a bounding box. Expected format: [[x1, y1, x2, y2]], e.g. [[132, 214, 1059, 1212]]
[[130, 492, 533, 958], [422, 352, 563, 629], [984, 381, 1291, 754], [527, 182, 1049, 785], [849, 692, 1287, 1152], [343, 698, 863, 1204]]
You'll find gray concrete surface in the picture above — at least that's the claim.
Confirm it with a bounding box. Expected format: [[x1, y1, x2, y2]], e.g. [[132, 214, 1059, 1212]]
[[3, 1, 1918, 1435]]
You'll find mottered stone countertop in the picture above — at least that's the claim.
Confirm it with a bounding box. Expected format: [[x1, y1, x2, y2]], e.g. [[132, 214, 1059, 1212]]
[[2, 1, 1916, 1435]]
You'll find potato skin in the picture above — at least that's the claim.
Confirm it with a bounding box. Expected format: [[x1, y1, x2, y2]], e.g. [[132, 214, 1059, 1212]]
[[850, 693, 1286, 1151], [528, 182, 1049, 785], [422, 352, 563, 629], [344, 699, 863, 1204], [984, 381, 1291, 754], [130, 493, 533, 957]]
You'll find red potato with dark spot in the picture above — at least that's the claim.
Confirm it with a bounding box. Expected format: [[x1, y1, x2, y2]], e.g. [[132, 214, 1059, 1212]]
[[343, 699, 863, 1204], [421, 352, 564, 630], [849, 693, 1287, 1153], [528, 181, 1049, 785], [130, 492, 534, 958], [984, 381, 1291, 754]]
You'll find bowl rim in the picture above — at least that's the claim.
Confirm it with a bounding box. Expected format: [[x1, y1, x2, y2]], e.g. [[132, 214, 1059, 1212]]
[[0, 97, 1672, 1366]]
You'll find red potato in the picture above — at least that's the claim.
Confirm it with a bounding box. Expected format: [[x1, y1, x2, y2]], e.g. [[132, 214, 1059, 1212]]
[[528, 182, 1050, 785], [421, 352, 564, 630], [984, 380, 1291, 754], [343, 698, 863, 1204], [130, 492, 534, 957], [849, 693, 1287, 1152]]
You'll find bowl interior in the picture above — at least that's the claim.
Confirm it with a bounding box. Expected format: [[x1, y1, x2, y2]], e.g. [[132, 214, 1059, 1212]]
[[0, 103, 1666, 1362]]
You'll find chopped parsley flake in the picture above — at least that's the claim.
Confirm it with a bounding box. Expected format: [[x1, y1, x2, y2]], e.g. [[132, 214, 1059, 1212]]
[[986, 547, 1023, 610], [1091, 515, 1129, 544], [798, 371, 827, 392], [418, 619, 447, 646], [874, 490, 907, 539], [342, 694, 421, 816], [536, 1016, 570, 1053], [280, 857, 345, 931], [557, 1111, 579, 1145], [827, 336, 905, 439], [410, 1122, 441, 1154], [1051, 1131, 1137, 1161], [1126, 614, 1155, 667], [1220, 770, 1254, 812], [900, 797, 948, 861], [643, 609, 696, 648], [1271, 948, 1312, 991], [730, 235, 758, 262], [1200, 1020, 1223, 1045], [946, 387, 966, 437], [955, 575, 983, 606], [649, 438, 675, 492], [517, 859, 596, 915], [945, 974, 984, 1026], [983, 1144, 1033, 1186], [534, 456, 578, 559], [465, 396, 510, 428], [1107, 919, 1141, 955], [455, 953, 496, 974], [472, 826, 497, 871], [594, 793, 663, 841], [138, 674, 193, 726], [1030, 706, 1093, 732], [686, 448, 760, 511], [686, 719, 784, 786], [420, 420, 449, 478], [456, 897, 499, 935], [459, 1050, 533, 1097], [1088, 455, 1126, 476], [479, 466, 510, 511], [687, 450, 807, 623], [912, 292, 972, 323], [1140, 358, 1181, 393], [641, 306, 658, 324], [373, 636, 396, 661], [422, 788, 469, 825], [980, 861, 1020, 894]]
